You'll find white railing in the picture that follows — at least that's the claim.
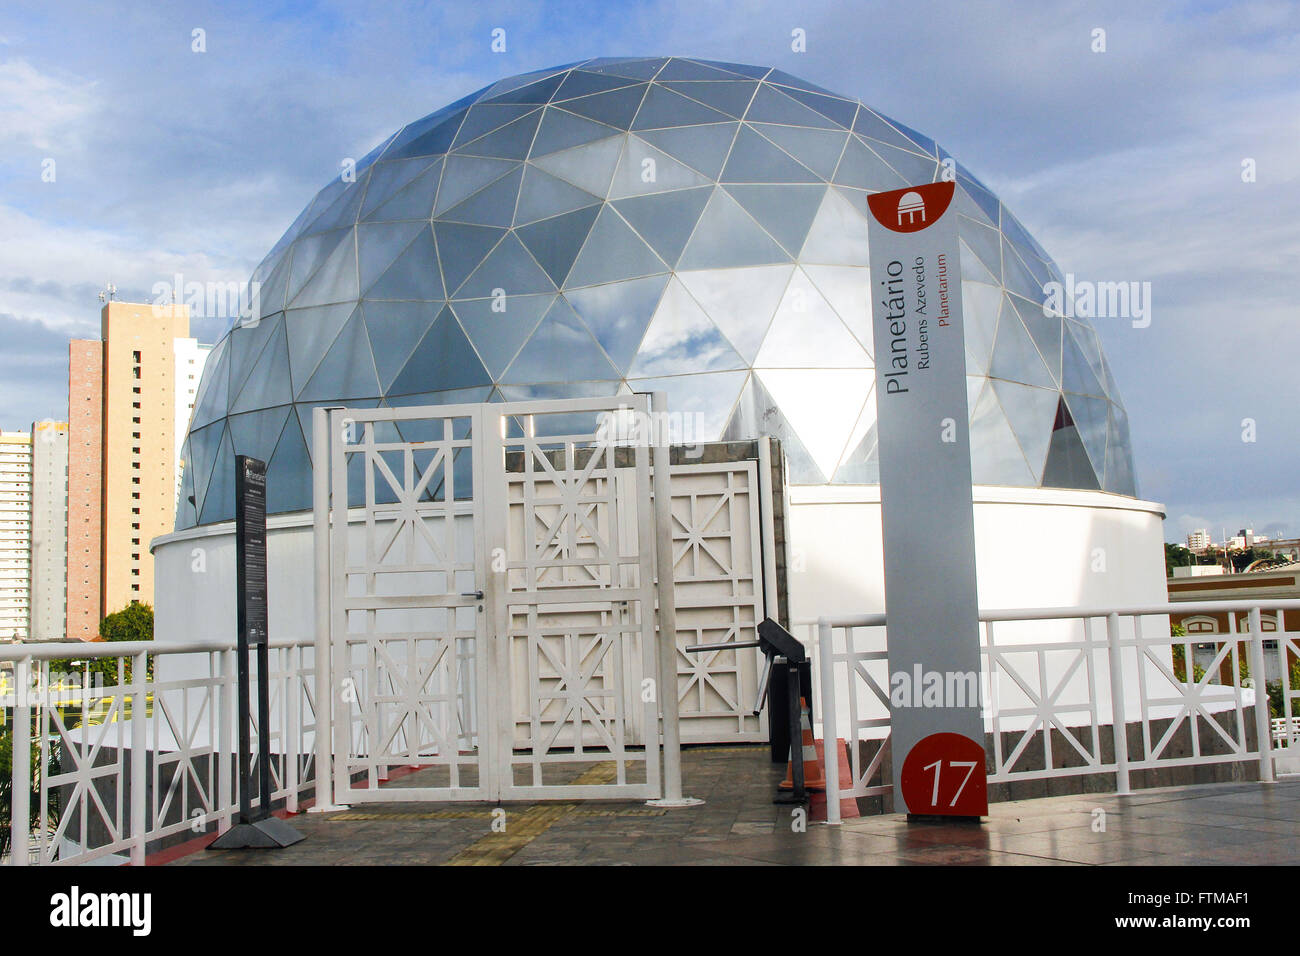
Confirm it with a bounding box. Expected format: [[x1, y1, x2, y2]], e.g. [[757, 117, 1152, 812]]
[[1, 637, 317, 866], [807, 599, 1300, 824]]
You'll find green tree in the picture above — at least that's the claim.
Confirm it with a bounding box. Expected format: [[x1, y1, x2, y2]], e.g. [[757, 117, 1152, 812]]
[[0, 724, 61, 859], [48, 602, 154, 688]]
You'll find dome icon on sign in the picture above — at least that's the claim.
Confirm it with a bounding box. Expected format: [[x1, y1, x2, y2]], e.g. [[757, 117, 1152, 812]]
[[897, 191, 926, 226]]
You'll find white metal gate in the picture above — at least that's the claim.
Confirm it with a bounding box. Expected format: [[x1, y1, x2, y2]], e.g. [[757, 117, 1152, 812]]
[[321, 396, 666, 803]]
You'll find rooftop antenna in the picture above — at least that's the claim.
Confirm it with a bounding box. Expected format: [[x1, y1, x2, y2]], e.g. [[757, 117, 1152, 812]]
[[98, 282, 117, 303]]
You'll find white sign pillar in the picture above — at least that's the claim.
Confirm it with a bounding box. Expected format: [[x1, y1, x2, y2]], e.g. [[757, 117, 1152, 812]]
[[866, 181, 988, 819]]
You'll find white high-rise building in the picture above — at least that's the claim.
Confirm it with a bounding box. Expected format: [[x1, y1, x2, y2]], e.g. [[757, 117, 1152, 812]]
[[1187, 529, 1211, 551], [174, 338, 213, 507], [0, 430, 33, 641], [29, 420, 68, 641]]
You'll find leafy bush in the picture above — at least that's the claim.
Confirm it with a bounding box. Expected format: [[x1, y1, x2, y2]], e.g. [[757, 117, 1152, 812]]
[[0, 724, 61, 859]]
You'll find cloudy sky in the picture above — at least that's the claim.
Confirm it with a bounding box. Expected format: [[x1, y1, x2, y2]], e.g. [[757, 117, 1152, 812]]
[[1, 0, 1296, 542]]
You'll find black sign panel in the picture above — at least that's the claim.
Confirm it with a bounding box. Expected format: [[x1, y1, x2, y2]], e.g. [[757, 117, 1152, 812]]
[[235, 455, 268, 649]]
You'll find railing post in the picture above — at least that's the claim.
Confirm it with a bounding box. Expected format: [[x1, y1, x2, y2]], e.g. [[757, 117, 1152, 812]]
[[1249, 606, 1274, 783], [11, 656, 31, 866], [817, 619, 841, 825], [217, 648, 234, 834], [129, 650, 148, 865], [285, 645, 300, 814], [1106, 613, 1131, 795], [311, 406, 344, 812]]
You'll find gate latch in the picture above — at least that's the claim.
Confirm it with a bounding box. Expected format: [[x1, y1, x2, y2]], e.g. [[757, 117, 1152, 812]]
[[461, 590, 484, 600]]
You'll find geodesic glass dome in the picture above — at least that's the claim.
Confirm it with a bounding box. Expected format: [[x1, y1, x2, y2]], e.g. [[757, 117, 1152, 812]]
[[176, 55, 1137, 530]]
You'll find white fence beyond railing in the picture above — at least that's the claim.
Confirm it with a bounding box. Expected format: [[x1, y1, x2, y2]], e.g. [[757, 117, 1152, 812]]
[[804, 599, 1300, 824], [1, 637, 317, 866]]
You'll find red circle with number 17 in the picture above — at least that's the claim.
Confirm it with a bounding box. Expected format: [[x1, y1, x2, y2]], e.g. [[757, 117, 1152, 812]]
[[900, 732, 988, 817]]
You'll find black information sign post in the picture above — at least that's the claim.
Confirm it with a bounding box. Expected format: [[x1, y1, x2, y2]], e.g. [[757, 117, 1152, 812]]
[[212, 456, 304, 850]]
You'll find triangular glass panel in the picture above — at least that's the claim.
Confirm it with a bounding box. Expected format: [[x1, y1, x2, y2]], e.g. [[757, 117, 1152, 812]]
[[565, 274, 669, 374], [366, 226, 445, 301], [553, 69, 640, 102], [754, 268, 870, 369], [305, 182, 364, 235], [285, 303, 357, 392], [581, 58, 665, 80], [558, 84, 648, 128], [514, 165, 601, 225], [830, 389, 879, 484], [720, 374, 824, 483], [451, 103, 538, 150], [611, 186, 711, 269], [431, 221, 507, 296], [360, 300, 441, 391], [289, 227, 358, 308], [625, 369, 748, 442], [531, 134, 624, 197], [624, 277, 744, 377], [357, 221, 429, 291], [1061, 325, 1106, 397], [1041, 410, 1101, 490], [660, 80, 757, 119], [366, 163, 443, 221], [453, 110, 542, 161], [989, 380, 1058, 482], [960, 237, 1000, 285], [799, 188, 870, 266], [176, 441, 198, 529], [676, 264, 793, 363], [440, 166, 523, 228], [433, 155, 518, 216], [190, 336, 231, 430], [745, 84, 839, 129], [690, 59, 769, 80], [749, 124, 847, 182], [1103, 403, 1137, 496], [852, 107, 926, 154], [265, 411, 312, 515], [1000, 236, 1044, 303], [457, 231, 557, 298], [834, 135, 907, 191], [384, 111, 465, 161], [228, 405, 292, 466], [988, 295, 1055, 389], [609, 136, 711, 199], [772, 86, 857, 129], [638, 123, 738, 180], [802, 264, 873, 355], [198, 426, 236, 525], [870, 140, 939, 187], [757, 368, 873, 478], [230, 320, 293, 414], [678, 187, 790, 269], [531, 106, 621, 158], [387, 305, 491, 397], [1009, 294, 1062, 386], [187, 421, 225, 518], [297, 309, 381, 401], [226, 312, 284, 404], [515, 204, 601, 287], [285, 228, 349, 305], [725, 184, 825, 256], [482, 71, 565, 106], [656, 59, 746, 82], [968, 384, 1034, 486], [251, 254, 291, 318], [632, 84, 732, 130], [958, 174, 1001, 228], [1067, 320, 1107, 392], [501, 297, 620, 384], [451, 294, 554, 378], [961, 281, 1002, 377], [720, 125, 820, 184], [959, 218, 1003, 281], [1063, 393, 1109, 478], [566, 205, 668, 287]]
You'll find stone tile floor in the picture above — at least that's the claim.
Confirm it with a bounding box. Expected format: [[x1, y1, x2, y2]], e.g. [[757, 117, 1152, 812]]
[[173, 745, 1300, 866]]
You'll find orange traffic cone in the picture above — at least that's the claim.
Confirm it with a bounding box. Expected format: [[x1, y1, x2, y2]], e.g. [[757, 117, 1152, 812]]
[[779, 696, 826, 791]]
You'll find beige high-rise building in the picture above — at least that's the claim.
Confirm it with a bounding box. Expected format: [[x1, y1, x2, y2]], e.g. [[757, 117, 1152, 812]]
[[99, 301, 190, 617], [29, 420, 69, 642], [0, 430, 33, 641]]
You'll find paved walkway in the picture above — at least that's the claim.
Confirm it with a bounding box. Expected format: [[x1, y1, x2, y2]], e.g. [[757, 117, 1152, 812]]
[[172, 745, 1300, 866]]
